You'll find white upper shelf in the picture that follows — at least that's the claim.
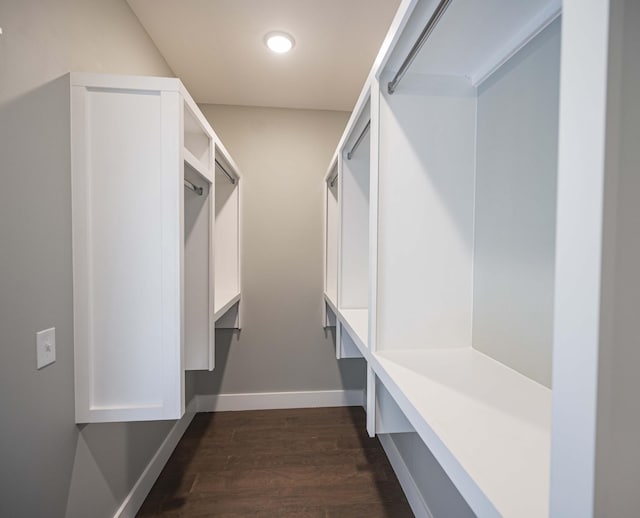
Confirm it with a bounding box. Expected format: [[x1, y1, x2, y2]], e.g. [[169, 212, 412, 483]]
[[183, 147, 212, 183], [372, 347, 552, 518], [384, 0, 561, 85]]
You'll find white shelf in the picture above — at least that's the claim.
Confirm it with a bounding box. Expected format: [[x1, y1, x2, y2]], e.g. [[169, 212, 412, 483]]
[[390, 0, 560, 84], [338, 308, 368, 355], [213, 291, 240, 322], [183, 147, 212, 183], [323, 291, 338, 315], [371, 347, 551, 518]]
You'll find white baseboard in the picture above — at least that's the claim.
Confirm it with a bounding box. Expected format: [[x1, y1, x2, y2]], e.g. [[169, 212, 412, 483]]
[[113, 397, 197, 518], [196, 389, 365, 412], [379, 434, 434, 518]]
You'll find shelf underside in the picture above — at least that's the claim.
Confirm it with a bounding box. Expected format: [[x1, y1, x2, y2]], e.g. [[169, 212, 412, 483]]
[[373, 347, 551, 518]]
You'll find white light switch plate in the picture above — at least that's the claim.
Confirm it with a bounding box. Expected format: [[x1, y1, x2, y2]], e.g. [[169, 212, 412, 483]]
[[37, 327, 56, 369]]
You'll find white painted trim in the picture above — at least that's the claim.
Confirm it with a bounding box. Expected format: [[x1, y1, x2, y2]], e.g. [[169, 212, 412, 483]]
[[323, 178, 329, 326], [324, 153, 338, 182], [212, 136, 242, 182], [113, 397, 197, 518], [196, 389, 365, 412], [379, 434, 434, 518]]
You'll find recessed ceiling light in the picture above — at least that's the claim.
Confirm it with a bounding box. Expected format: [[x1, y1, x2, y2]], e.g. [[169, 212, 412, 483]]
[[265, 32, 295, 54]]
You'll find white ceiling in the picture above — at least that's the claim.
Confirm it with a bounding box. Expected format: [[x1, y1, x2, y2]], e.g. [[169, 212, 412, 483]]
[[127, 0, 401, 111]]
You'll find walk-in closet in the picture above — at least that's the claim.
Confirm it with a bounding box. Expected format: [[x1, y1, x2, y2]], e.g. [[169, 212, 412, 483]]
[[2, 1, 639, 517]]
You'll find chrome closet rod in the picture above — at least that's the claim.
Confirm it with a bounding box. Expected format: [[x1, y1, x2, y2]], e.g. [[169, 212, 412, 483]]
[[215, 159, 236, 185], [387, 0, 453, 95], [184, 178, 203, 195], [346, 120, 371, 160]]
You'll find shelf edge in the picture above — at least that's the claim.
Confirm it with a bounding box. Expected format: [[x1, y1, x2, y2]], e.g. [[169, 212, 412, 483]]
[[213, 292, 241, 322]]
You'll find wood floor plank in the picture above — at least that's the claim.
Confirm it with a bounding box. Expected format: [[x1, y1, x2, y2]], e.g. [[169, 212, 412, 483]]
[[137, 406, 414, 517]]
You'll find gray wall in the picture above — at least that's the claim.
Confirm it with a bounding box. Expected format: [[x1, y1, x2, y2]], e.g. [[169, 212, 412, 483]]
[[0, 2, 191, 517], [473, 20, 561, 388], [197, 104, 365, 395]]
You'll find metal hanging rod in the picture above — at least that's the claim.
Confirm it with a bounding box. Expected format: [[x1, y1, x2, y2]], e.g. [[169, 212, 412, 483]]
[[215, 159, 236, 185], [387, 0, 453, 95], [329, 173, 338, 187], [346, 120, 371, 160], [184, 179, 203, 196]]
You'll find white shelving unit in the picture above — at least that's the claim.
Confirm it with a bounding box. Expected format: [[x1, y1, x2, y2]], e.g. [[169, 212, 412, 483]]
[[213, 145, 242, 329], [320, 0, 638, 515], [374, 1, 560, 515], [71, 73, 242, 423], [323, 155, 339, 327], [322, 158, 350, 359], [183, 101, 215, 373], [323, 158, 339, 312], [337, 94, 372, 359]]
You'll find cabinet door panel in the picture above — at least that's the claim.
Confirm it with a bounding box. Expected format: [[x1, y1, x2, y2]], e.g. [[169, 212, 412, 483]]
[[72, 85, 183, 422]]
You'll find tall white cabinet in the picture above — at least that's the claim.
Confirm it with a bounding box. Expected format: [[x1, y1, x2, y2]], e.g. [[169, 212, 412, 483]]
[[324, 0, 639, 516], [71, 73, 241, 423]]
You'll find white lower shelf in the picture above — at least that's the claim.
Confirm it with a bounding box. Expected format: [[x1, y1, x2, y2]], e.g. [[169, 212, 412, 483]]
[[213, 291, 240, 322], [338, 308, 368, 357], [371, 347, 551, 518]]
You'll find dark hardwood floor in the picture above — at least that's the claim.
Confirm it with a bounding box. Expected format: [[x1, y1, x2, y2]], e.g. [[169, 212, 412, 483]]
[[137, 406, 414, 517]]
